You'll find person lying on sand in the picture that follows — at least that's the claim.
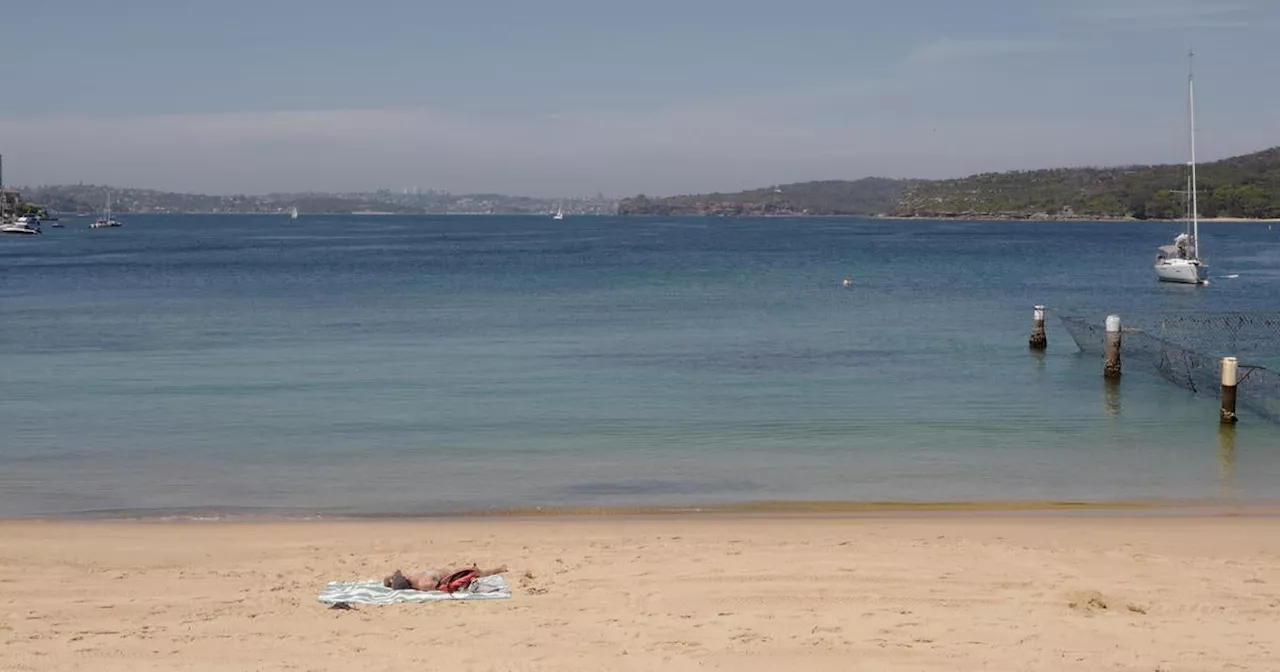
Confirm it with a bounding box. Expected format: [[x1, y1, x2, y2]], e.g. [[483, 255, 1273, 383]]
[[383, 565, 507, 592]]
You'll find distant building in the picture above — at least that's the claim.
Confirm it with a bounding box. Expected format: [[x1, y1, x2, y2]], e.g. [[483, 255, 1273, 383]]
[[0, 188, 20, 223], [1, 151, 21, 222]]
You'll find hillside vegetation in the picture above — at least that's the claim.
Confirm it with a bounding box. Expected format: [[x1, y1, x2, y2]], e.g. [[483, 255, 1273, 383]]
[[617, 178, 913, 216], [18, 185, 617, 216], [618, 147, 1280, 220], [893, 147, 1280, 220]]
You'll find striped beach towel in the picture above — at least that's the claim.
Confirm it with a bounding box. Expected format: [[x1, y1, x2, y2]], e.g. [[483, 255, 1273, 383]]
[[318, 575, 511, 605]]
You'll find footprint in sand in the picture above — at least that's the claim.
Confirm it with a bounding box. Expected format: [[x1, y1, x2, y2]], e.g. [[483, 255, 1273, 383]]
[[1067, 590, 1110, 613]]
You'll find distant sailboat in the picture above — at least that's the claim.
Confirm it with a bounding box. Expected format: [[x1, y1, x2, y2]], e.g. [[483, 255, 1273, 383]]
[[1154, 51, 1206, 285], [290, 206, 299, 220], [91, 192, 121, 229], [552, 203, 565, 220]]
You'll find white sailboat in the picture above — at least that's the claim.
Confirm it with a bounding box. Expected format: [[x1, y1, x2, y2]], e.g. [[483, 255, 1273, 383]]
[[1155, 51, 1206, 285], [552, 203, 565, 220], [91, 192, 121, 228], [289, 206, 299, 220]]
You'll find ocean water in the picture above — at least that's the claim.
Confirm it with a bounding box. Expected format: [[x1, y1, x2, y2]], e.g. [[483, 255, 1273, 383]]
[[2, 214, 1279, 517]]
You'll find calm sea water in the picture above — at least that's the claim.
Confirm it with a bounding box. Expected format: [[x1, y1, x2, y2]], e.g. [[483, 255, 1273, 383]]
[[2, 215, 1279, 517]]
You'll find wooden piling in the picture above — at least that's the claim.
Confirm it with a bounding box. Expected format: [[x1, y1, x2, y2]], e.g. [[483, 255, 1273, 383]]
[[1220, 357, 1239, 424], [1103, 315, 1122, 379], [1029, 305, 1047, 350]]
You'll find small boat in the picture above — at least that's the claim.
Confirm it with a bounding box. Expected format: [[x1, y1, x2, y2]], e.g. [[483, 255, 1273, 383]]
[[91, 192, 122, 229], [1154, 52, 1206, 286], [1, 215, 42, 235], [552, 203, 565, 220], [289, 206, 299, 220]]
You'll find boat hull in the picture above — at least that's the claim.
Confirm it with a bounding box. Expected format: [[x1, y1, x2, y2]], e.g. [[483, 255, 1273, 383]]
[[1, 218, 41, 235], [1155, 259, 1205, 285]]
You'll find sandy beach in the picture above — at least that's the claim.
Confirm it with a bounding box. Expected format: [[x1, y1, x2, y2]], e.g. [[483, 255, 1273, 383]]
[[3, 514, 1279, 671]]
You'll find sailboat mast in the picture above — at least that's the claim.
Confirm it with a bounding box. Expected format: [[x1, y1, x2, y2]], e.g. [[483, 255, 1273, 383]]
[[1188, 50, 1200, 259]]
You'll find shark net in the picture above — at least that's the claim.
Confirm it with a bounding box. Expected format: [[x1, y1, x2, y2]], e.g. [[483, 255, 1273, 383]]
[[1056, 310, 1280, 424]]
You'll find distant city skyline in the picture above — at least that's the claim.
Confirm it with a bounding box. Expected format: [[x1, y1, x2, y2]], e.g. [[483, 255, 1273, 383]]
[[2, 0, 1279, 197]]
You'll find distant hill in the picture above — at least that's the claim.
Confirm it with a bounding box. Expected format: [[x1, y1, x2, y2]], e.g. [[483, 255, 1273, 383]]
[[617, 178, 915, 216], [893, 147, 1280, 220], [18, 185, 618, 216], [617, 147, 1280, 220]]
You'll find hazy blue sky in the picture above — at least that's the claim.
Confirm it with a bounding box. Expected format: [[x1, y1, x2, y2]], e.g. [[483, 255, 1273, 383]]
[[2, 0, 1278, 196]]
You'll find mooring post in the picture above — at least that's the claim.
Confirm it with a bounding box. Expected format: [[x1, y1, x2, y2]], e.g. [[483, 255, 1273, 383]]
[[1029, 305, 1047, 350], [1220, 357, 1239, 424], [1103, 315, 1122, 379]]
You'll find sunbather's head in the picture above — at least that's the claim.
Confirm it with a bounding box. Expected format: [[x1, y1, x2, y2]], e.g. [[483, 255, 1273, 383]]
[[384, 570, 412, 590]]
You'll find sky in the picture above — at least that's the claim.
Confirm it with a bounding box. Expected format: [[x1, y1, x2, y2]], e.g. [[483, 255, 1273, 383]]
[[2, 0, 1278, 197]]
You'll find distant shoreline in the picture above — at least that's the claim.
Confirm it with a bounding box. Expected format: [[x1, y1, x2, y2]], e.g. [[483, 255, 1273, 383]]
[[32, 212, 1280, 222], [615, 212, 1280, 223], [873, 214, 1280, 223]]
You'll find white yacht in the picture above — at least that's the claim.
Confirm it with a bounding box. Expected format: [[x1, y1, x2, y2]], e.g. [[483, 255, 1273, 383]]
[[1, 215, 42, 235], [1155, 52, 1206, 285]]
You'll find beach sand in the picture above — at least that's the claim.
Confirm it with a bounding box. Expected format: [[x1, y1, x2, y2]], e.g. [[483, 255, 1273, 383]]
[[3, 514, 1279, 671]]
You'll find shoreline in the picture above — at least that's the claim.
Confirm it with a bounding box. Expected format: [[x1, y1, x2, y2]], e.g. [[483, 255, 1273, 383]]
[[36, 212, 1280, 222], [875, 214, 1280, 223], [9, 497, 1279, 523], [615, 212, 1280, 222]]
